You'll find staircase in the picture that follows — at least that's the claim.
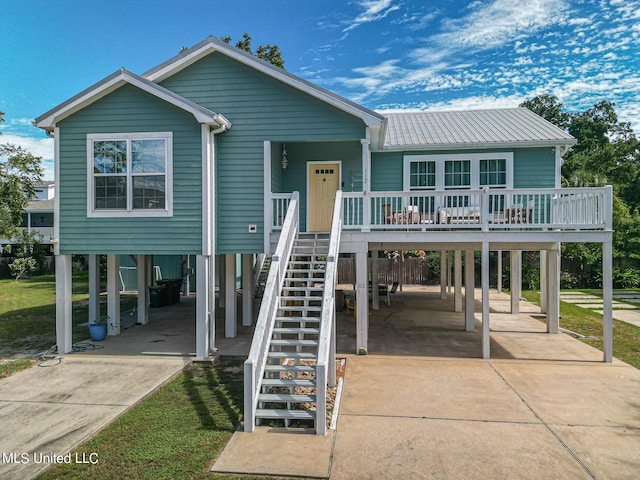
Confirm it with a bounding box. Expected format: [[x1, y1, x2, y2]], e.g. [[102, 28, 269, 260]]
[[254, 232, 330, 428], [254, 256, 272, 298]]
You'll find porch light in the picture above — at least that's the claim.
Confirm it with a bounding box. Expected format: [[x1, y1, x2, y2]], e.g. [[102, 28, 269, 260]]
[[281, 144, 288, 169]]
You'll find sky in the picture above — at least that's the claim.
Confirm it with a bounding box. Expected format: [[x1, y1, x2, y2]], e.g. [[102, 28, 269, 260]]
[[1, 0, 638, 180]]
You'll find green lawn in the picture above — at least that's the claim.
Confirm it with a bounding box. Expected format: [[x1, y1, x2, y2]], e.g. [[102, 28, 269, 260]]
[[0, 273, 137, 357], [0, 359, 35, 378], [522, 290, 640, 369], [37, 358, 283, 480]]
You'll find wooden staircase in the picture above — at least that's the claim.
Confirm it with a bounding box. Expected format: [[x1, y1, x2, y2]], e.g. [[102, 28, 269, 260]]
[[254, 232, 329, 428]]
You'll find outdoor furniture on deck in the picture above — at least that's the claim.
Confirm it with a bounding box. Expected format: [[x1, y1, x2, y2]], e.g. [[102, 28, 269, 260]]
[[439, 205, 481, 224], [383, 204, 435, 226]]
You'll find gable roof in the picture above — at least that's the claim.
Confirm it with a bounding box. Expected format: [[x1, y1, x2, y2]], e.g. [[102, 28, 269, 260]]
[[143, 36, 385, 128], [382, 108, 576, 150], [35, 68, 230, 131]]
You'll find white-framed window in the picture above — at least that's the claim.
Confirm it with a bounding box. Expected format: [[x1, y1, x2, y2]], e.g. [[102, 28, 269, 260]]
[[403, 152, 513, 191], [87, 132, 173, 217]]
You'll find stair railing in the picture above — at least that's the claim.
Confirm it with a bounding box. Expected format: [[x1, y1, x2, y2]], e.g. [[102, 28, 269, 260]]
[[244, 191, 299, 432], [315, 190, 343, 435]]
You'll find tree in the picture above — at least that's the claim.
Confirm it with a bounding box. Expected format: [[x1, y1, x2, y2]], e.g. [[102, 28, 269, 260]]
[[519, 94, 571, 129], [8, 230, 44, 281], [0, 112, 43, 238], [221, 33, 285, 69]]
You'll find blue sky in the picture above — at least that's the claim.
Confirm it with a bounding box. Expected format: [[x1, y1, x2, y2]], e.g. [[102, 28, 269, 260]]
[[1, 0, 638, 180]]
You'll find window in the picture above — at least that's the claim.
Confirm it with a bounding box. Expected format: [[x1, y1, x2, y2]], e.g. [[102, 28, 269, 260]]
[[409, 161, 436, 189], [480, 159, 507, 187], [87, 133, 172, 217], [444, 160, 471, 189]]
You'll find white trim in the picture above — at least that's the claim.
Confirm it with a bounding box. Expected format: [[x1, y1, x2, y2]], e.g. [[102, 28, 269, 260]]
[[554, 146, 562, 189], [264, 141, 272, 254], [403, 152, 514, 191], [306, 160, 342, 232], [36, 69, 229, 130], [144, 40, 383, 127], [202, 125, 212, 255], [86, 132, 173, 218], [53, 127, 60, 255]]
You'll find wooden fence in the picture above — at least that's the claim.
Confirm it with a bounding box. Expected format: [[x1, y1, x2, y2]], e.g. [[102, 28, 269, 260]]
[[337, 256, 440, 285]]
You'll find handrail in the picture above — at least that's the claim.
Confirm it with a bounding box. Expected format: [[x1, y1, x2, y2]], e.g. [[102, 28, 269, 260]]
[[342, 186, 611, 232], [315, 190, 343, 435], [244, 191, 299, 433]]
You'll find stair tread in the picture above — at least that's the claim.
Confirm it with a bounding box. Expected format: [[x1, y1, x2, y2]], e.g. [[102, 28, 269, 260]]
[[275, 316, 321, 322], [281, 296, 323, 301], [267, 351, 317, 359], [258, 393, 316, 402], [279, 305, 322, 311], [264, 364, 316, 372], [270, 339, 319, 346], [282, 287, 325, 292], [261, 378, 316, 387], [255, 408, 316, 419], [273, 327, 321, 334]]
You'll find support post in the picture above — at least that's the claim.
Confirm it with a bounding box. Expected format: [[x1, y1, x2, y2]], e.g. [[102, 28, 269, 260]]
[[454, 250, 462, 313], [55, 254, 73, 354], [137, 254, 149, 325], [496, 250, 503, 293], [355, 250, 368, 354], [540, 250, 547, 314], [107, 254, 120, 336], [464, 250, 475, 332], [510, 250, 522, 314], [88, 254, 100, 324], [209, 254, 216, 352], [371, 250, 379, 310], [218, 254, 226, 308], [440, 251, 447, 300], [603, 241, 613, 362], [482, 242, 490, 359], [225, 254, 237, 337], [196, 254, 210, 358], [242, 253, 253, 326], [547, 245, 560, 334]]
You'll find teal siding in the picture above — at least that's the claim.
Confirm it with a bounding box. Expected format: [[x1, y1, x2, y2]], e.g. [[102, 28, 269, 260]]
[[513, 148, 556, 188], [160, 53, 366, 254], [279, 141, 361, 231], [371, 148, 557, 191], [57, 84, 203, 255]]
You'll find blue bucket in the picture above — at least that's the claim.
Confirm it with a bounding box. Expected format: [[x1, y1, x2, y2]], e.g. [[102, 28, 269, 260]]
[[88, 323, 107, 341]]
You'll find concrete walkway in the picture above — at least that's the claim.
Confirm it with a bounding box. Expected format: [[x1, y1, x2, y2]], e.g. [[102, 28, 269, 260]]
[[213, 288, 640, 479], [560, 291, 640, 328]]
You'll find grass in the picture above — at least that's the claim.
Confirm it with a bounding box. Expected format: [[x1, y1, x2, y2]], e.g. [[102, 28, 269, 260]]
[[0, 273, 138, 356], [0, 359, 35, 378], [522, 290, 640, 369], [37, 357, 284, 480]]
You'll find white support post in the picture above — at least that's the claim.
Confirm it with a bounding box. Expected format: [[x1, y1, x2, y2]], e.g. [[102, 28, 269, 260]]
[[440, 251, 447, 300], [107, 254, 120, 336], [355, 250, 368, 354], [218, 254, 226, 308], [547, 246, 560, 334], [195, 254, 210, 358], [242, 253, 253, 327], [482, 242, 490, 359], [464, 250, 475, 332], [225, 254, 237, 338], [55, 254, 73, 354], [137, 254, 149, 325], [603, 241, 613, 362], [496, 250, 502, 293], [454, 250, 462, 313], [182, 255, 191, 296], [510, 250, 522, 314], [208, 254, 216, 353], [448, 251, 453, 294], [361, 137, 371, 231], [88, 254, 100, 324], [539, 250, 547, 314], [371, 250, 379, 310], [351, 254, 357, 290]]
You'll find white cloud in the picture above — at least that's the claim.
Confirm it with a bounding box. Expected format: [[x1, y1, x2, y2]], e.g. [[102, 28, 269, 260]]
[[0, 134, 55, 180], [343, 0, 401, 33]]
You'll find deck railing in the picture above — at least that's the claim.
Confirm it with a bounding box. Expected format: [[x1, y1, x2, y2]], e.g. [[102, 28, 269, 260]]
[[315, 190, 342, 435], [339, 186, 612, 232], [244, 191, 299, 433]]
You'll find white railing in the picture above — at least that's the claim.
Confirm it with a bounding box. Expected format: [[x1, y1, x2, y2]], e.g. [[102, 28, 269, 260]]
[[270, 193, 293, 231], [341, 186, 612, 232], [244, 191, 299, 433], [315, 190, 342, 435]]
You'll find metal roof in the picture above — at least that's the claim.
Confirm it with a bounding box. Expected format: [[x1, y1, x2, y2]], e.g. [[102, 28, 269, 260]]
[[382, 108, 576, 150]]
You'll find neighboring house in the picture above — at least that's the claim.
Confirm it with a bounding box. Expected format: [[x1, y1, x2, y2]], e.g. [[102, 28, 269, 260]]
[[35, 37, 613, 434], [0, 182, 55, 256]]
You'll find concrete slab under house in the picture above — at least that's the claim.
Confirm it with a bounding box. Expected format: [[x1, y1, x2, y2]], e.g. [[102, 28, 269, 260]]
[[35, 36, 614, 436]]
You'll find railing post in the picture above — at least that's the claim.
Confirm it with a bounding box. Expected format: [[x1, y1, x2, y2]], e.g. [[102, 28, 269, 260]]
[[481, 187, 489, 232], [362, 191, 371, 232], [604, 185, 613, 231], [244, 360, 255, 432]]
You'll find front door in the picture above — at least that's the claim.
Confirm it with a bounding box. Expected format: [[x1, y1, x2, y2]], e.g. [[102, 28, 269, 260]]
[[308, 162, 340, 232]]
